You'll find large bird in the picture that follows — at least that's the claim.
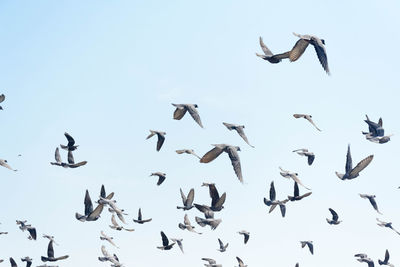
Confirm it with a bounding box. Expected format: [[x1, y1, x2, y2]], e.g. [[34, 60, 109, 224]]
[[60, 132, 79, 151], [157, 231, 175, 250], [177, 188, 195, 210], [172, 103, 203, 128], [378, 249, 394, 266], [75, 185, 114, 222], [336, 145, 373, 180]]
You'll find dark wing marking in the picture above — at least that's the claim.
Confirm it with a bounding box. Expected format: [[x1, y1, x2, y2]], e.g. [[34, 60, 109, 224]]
[[269, 181, 276, 201], [84, 190, 93, 216], [214, 192, 226, 210], [47, 240, 55, 258], [160, 231, 169, 246], [55, 147, 62, 163], [64, 132, 75, 147], [329, 208, 338, 221], [293, 182, 299, 197]]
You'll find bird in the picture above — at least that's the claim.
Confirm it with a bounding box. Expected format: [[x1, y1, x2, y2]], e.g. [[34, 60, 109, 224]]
[[172, 103, 203, 128], [235, 256, 248, 267], [222, 122, 254, 147], [150, 172, 167, 186], [75, 185, 114, 222], [100, 198, 128, 224], [195, 217, 222, 230], [287, 181, 312, 202], [177, 188, 195, 210], [43, 235, 58, 246], [263, 181, 289, 217], [98, 245, 123, 266], [194, 204, 215, 219], [60, 132, 79, 151], [326, 208, 342, 225], [50, 148, 87, 168], [176, 149, 201, 159], [293, 149, 315, 165], [359, 194, 382, 214], [109, 215, 134, 232], [178, 214, 201, 234], [202, 183, 226, 211], [0, 159, 17, 171], [365, 134, 393, 144], [293, 114, 321, 131], [132, 208, 152, 224], [376, 218, 400, 235], [255, 36, 287, 63], [200, 144, 243, 182], [336, 145, 373, 180], [146, 130, 166, 151], [9, 258, 18, 267], [238, 230, 250, 244], [378, 249, 394, 266], [0, 94, 5, 110], [157, 231, 175, 250], [202, 258, 222, 267], [279, 167, 311, 190], [16, 220, 36, 240], [300, 241, 314, 255], [363, 115, 384, 137], [100, 231, 119, 248], [21, 256, 32, 267], [355, 254, 375, 267], [217, 238, 228, 252], [170, 238, 184, 253], [41, 240, 69, 262]]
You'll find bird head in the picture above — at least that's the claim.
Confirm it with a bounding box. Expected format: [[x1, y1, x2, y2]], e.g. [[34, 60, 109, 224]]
[[321, 39, 326, 45], [194, 104, 198, 108]]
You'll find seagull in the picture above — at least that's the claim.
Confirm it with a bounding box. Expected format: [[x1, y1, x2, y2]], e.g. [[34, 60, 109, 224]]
[[255, 36, 287, 63], [157, 231, 175, 250], [293, 114, 321, 131], [109, 215, 134, 232], [21, 257, 32, 267], [200, 144, 243, 182], [0, 159, 17, 171], [176, 149, 201, 159], [41, 241, 69, 262], [217, 238, 228, 252], [202, 183, 226, 211], [146, 130, 166, 151], [290, 32, 330, 74], [0, 94, 5, 110], [172, 103, 203, 128], [378, 249, 394, 266], [43, 235, 58, 246], [222, 122, 254, 147], [100, 231, 119, 248], [287, 181, 312, 202], [171, 238, 184, 253], [336, 145, 373, 180], [238, 230, 250, 244], [359, 194, 382, 214], [60, 132, 79, 151], [235, 256, 248, 267], [355, 254, 375, 267], [16, 220, 36, 240], [279, 167, 311, 190], [376, 218, 400, 235], [178, 214, 201, 234], [293, 149, 315, 165], [263, 181, 289, 217], [177, 188, 195, 210], [195, 217, 222, 230], [98, 245, 123, 266], [150, 172, 166, 186], [326, 208, 342, 225], [50, 148, 87, 168], [132, 208, 152, 224], [75, 185, 114, 222], [300, 241, 314, 255], [202, 258, 222, 267]]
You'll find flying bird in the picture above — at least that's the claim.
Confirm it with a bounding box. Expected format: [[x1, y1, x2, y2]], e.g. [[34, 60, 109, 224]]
[[355, 254, 375, 267], [359, 194, 382, 214], [16, 220, 36, 240], [171, 238, 184, 253], [75, 185, 114, 222], [194, 204, 215, 219], [41, 240, 69, 262], [378, 249, 394, 266], [9, 258, 17, 267], [109, 215, 134, 232], [376, 218, 400, 235], [217, 238, 228, 252], [98, 245, 123, 266], [202, 258, 222, 267], [172, 103, 203, 128], [279, 167, 311, 190], [0, 94, 5, 110], [157, 231, 175, 250], [255, 36, 287, 63], [336, 145, 373, 180], [288, 181, 312, 202], [176, 149, 201, 159], [133, 208, 152, 224], [200, 144, 243, 182], [363, 115, 384, 137], [21, 256, 32, 267], [202, 183, 226, 211], [150, 172, 167, 186], [0, 159, 17, 171], [100, 231, 119, 248], [178, 214, 201, 234], [195, 217, 222, 230], [293, 114, 321, 131], [235, 257, 248, 267], [238, 230, 250, 244], [146, 130, 166, 151], [293, 149, 315, 165], [263, 181, 289, 217], [326, 208, 342, 225], [177, 188, 195, 210], [60, 132, 79, 151], [50, 148, 87, 168], [300, 241, 314, 255], [222, 122, 254, 147]]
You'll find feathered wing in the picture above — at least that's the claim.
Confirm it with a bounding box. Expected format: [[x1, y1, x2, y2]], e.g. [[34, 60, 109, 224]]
[[269, 181, 276, 201], [84, 190, 93, 216], [312, 41, 330, 74], [0, 94, 5, 103], [138, 208, 142, 220], [180, 188, 187, 205], [289, 39, 310, 62], [236, 127, 254, 147], [54, 147, 62, 163], [200, 146, 224, 163], [259, 36, 273, 56], [67, 151, 75, 164], [209, 184, 220, 207], [227, 147, 243, 182], [173, 107, 187, 120], [10, 258, 17, 267], [186, 188, 194, 207], [293, 181, 299, 197], [187, 105, 203, 128], [345, 145, 353, 174], [213, 192, 226, 211], [47, 240, 55, 258], [349, 155, 373, 178], [64, 132, 75, 147], [156, 133, 165, 151], [329, 208, 338, 221], [160, 231, 169, 246]]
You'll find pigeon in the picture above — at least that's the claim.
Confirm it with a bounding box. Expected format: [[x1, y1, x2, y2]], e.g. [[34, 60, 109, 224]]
[[365, 134, 393, 144], [200, 144, 243, 182], [16, 220, 36, 240], [177, 188, 195, 210], [178, 214, 201, 234], [376, 218, 400, 235], [202, 183, 226, 211], [255, 36, 288, 63], [21, 256, 32, 267], [363, 115, 384, 137], [359, 194, 382, 214], [238, 231, 250, 244], [60, 132, 79, 151], [172, 103, 203, 128], [0, 94, 5, 110], [288, 181, 312, 201], [279, 167, 311, 190], [195, 217, 222, 230], [43, 235, 58, 246], [41, 241, 69, 262], [98, 245, 123, 266], [100, 198, 128, 224], [157, 231, 175, 250], [263, 181, 289, 217], [176, 149, 201, 159], [336, 145, 373, 180], [194, 204, 215, 219], [50, 148, 87, 168], [222, 122, 254, 147], [133, 208, 152, 224], [293, 149, 315, 165], [109, 215, 134, 232], [300, 241, 314, 255], [235, 256, 248, 267], [100, 231, 119, 248], [10, 258, 17, 267], [150, 172, 166, 186], [146, 130, 166, 151], [171, 238, 184, 253], [217, 238, 228, 252], [0, 159, 17, 171], [378, 249, 394, 266], [0, 231, 8, 235], [202, 258, 222, 267], [293, 114, 321, 131], [326, 208, 341, 225], [75, 185, 114, 222], [355, 254, 375, 267]]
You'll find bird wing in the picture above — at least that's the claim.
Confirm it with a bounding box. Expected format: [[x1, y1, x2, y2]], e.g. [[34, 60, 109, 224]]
[[100, 185, 106, 198], [236, 257, 244, 265], [101, 245, 110, 257], [87, 204, 104, 221], [308, 243, 314, 254], [0, 94, 4, 103], [84, 190, 93, 216], [329, 208, 338, 221], [161, 231, 169, 246], [187, 105, 203, 128], [138, 208, 142, 220], [54, 147, 62, 163], [293, 114, 305, 119], [222, 122, 234, 130], [157, 175, 166, 186], [200, 146, 224, 163], [345, 145, 353, 174], [214, 192, 226, 211], [311, 40, 330, 74], [349, 155, 373, 178], [28, 227, 36, 240], [307, 154, 315, 165], [64, 132, 75, 147], [9, 258, 17, 267], [293, 182, 299, 197], [67, 151, 75, 164], [292, 175, 311, 190], [209, 184, 220, 207], [369, 198, 381, 214], [378, 118, 383, 127], [227, 147, 243, 182], [68, 161, 87, 168], [47, 240, 55, 258], [384, 249, 390, 262], [259, 36, 273, 56], [236, 127, 254, 147], [111, 215, 119, 227], [173, 107, 187, 120], [218, 238, 224, 249], [183, 214, 191, 226], [244, 233, 249, 244], [279, 203, 286, 217], [306, 116, 321, 131], [180, 188, 187, 204], [186, 188, 195, 206], [289, 39, 310, 62], [270, 181, 276, 201], [156, 133, 165, 152]]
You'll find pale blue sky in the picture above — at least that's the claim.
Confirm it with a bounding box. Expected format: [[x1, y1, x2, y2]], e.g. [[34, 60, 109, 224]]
[[0, 1, 399, 266]]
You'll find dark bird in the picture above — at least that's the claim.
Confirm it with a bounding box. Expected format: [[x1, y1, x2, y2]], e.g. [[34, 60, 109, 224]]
[[222, 122, 254, 147], [41, 241, 69, 262], [355, 254, 375, 267], [133, 208, 152, 224], [16, 220, 36, 240], [195, 217, 222, 230], [21, 257, 32, 267], [50, 148, 87, 168], [146, 130, 166, 151], [0, 94, 5, 110], [336, 145, 373, 180], [376, 218, 400, 235], [194, 204, 215, 219], [60, 132, 79, 151], [172, 103, 203, 128], [177, 188, 195, 210], [200, 144, 243, 182], [238, 230, 250, 244], [263, 181, 288, 217], [300, 241, 314, 255], [235, 256, 248, 267], [202, 183, 226, 211], [9, 258, 17, 267], [293, 114, 321, 131], [157, 231, 175, 250], [378, 249, 394, 266], [202, 258, 222, 267], [255, 36, 287, 63], [75, 185, 114, 222], [293, 148, 315, 165], [326, 208, 342, 225], [363, 115, 384, 137], [288, 181, 312, 202], [359, 194, 382, 214], [217, 238, 228, 252], [150, 172, 166, 186]]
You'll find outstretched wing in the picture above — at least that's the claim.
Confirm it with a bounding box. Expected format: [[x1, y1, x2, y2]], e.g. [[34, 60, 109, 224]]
[[200, 146, 224, 163], [259, 36, 273, 56], [227, 147, 243, 182], [329, 208, 338, 221], [289, 39, 310, 62], [64, 132, 75, 147], [161, 231, 169, 246], [349, 155, 373, 178], [187, 105, 203, 128], [311, 40, 330, 74]]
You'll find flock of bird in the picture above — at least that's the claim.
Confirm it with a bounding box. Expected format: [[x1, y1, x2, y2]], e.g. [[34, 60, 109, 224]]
[[0, 33, 398, 267]]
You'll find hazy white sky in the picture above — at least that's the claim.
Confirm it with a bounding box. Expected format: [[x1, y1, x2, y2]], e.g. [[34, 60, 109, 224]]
[[0, 1, 399, 266]]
